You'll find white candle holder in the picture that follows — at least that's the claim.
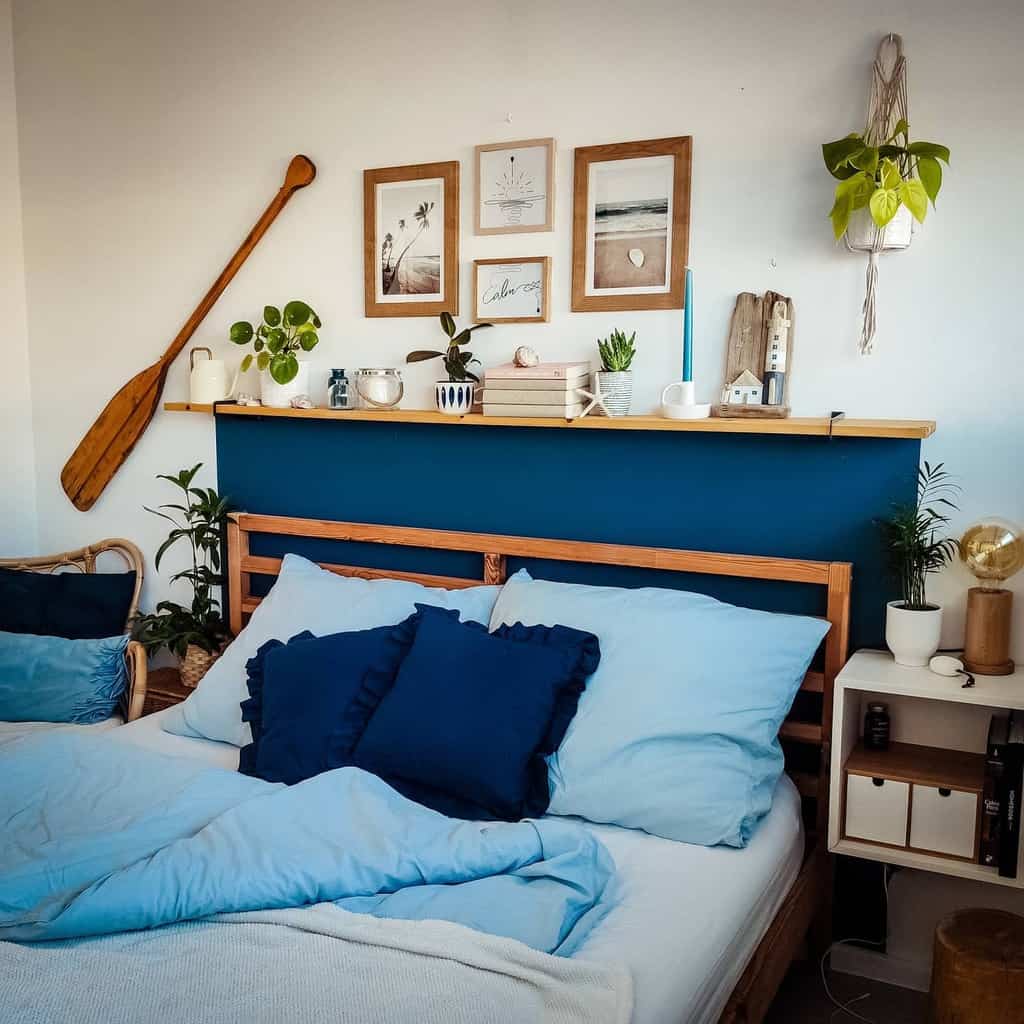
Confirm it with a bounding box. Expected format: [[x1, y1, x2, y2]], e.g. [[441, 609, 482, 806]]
[[660, 380, 711, 419]]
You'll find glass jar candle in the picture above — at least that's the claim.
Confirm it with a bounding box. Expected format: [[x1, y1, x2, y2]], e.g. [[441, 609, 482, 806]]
[[864, 702, 890, 751]]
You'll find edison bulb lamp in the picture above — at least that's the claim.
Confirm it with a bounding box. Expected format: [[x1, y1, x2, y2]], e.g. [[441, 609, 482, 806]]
[[960, 518, 1024, 675]]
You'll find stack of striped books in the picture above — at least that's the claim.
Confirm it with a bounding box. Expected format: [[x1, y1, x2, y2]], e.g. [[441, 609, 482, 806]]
[[481, 362, 591, 418]]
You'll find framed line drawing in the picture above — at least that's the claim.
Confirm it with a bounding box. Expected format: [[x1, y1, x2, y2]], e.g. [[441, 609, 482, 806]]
[[571, 136, 692, 312], [473, 257, 551, 323], [363, 160, 459, 317], [475, 138, 555, 235]]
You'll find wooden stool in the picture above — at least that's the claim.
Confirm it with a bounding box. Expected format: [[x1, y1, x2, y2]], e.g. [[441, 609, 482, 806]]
[[929, 909, 1024, 1023]]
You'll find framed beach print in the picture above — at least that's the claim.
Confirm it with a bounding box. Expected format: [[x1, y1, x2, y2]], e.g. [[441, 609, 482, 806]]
[[473, 257, 551, 323], [475, 138, 555, 235], [571, 137, 691, 312], [363, 160, 459, 317]]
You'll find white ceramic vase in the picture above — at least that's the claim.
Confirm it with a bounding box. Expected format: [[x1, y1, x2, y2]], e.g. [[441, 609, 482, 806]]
[[435, 380, 475, 416], [595, 371, 633, 417], [885, 601, 943, 667], [260, 362, 310, 409], [844, 205, 914, 254]]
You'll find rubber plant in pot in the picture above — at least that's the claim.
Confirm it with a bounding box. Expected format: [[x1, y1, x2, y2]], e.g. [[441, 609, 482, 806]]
[[406, 312, 492, 415], [132, 464, 233, 688], [878, 462, 959, 667], [596, 329, 636, 416], [230, 300, 322, 408]]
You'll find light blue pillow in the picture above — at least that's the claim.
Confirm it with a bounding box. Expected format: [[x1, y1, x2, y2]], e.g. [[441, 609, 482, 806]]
[[163, 553, 500, 747], [489, 572, 829, 847], [0, 631, 128, 724]]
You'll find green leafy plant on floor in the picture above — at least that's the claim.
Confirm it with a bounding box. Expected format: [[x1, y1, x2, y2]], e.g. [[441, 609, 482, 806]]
[[822, 120, 950, 239], [598, 329, 637, 372], [132, 464, 233, 657], [877, 461, 959, 611], [229, 300, 322, 385], [406, 312, 493, 382]]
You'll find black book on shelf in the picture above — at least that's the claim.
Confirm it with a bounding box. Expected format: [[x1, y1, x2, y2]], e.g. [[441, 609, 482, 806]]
[[981, 712, 1011, 867], [998, 712, 1024, 878]]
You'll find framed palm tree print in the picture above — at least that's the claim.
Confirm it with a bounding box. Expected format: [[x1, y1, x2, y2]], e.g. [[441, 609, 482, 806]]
[[363, 161, 459, 317]]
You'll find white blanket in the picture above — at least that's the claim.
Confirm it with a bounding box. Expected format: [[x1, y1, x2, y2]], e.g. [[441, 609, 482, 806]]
[[0, 903, 632, 1024]]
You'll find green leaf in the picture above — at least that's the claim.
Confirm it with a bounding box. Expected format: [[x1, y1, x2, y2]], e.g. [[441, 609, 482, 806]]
[[451, 329, 470, 347], [849, 146, 879, 178], [917, 156, 943, 204], [440, 312, 456, 338], [258, 324, 269, 338], [879, 158, 902, 191], [229, 321, 254, 344], [266, 328, 286, 354], [257, 351, 270, 371], [240, 353, 253, 373], [283, 300, 312, 327], [269, 352, 299, 384], [829, 172, 874, 238], [263, 305, 281, 327], [253, 337, 264, 352], [298, 329, 319, 352], [907, 141, 950, 164], [311, 313, 322, 329], [406, 350, 444, 363], [869, 188, 901, 227], [899, 178, 929, 223], [888, 118, 909, 142], [822, 135, 864, 178]]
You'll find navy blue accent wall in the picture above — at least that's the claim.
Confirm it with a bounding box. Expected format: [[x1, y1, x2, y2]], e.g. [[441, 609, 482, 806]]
[[215, 415, 920, 649]]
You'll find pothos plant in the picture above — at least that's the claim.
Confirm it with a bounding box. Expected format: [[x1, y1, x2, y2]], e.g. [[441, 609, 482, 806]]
[[405, 312, 493, 382], [131, 464, 233, 657], [229, 300, 322, 385], [823, 120, 950, 239]]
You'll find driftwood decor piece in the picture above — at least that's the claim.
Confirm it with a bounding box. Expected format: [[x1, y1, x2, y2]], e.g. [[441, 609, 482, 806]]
[[715, 291, 794, 419]]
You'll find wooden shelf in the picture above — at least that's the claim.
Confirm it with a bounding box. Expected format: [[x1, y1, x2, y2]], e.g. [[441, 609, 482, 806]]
[[845, 740, 985, 793], [162, 403, 935, 439]]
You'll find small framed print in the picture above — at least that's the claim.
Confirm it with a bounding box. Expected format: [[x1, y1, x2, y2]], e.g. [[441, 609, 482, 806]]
[[475, 138, 555, 235], [363, 160, 459, 317], [571, 136, 692, 312], [473, 257, 551, 323]]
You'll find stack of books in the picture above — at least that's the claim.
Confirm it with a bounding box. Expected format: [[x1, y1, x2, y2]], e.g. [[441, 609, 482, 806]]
[[481, 362, 591, 418], [981, 711, 1024, 877]]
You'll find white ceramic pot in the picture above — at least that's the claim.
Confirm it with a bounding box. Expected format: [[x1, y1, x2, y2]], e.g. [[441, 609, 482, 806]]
[[435, 380, 475, 415], [885, 601, 943, 667], [260, 362, 310, 409], [595, 371, 633, 417], [844, 204, 914, 254]]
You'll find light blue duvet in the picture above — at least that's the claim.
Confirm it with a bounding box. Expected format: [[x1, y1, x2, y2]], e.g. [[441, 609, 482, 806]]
[[0, 732, 614, 954]]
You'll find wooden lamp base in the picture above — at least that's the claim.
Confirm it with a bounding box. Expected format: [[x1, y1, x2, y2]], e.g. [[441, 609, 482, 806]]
[[963, 587, 1015, 676]]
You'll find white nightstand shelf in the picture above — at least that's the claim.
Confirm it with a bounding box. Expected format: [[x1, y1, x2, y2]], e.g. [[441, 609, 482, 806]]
[[829, 649, 1024, 888]]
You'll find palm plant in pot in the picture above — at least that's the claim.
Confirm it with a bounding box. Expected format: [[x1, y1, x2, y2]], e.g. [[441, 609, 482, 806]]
[[596, 329, 636, 416], [878, 462, 959, 666], [406, 312, 492, 415], [132, 464, 233, 687]]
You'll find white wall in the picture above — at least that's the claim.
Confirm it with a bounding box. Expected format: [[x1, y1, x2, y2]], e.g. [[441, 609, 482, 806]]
[[10, 0, 1024, 634], [0, 0, 36, 555]]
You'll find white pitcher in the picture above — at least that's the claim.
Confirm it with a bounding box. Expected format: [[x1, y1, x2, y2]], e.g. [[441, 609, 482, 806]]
[[189, 347, 238, 406]]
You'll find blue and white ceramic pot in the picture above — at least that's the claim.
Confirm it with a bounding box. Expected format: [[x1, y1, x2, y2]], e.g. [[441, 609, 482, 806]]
[[435, 380, 476, 416], [595, 370, 633, 417]]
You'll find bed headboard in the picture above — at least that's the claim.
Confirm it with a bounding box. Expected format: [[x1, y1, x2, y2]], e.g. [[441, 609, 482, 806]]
[[226, 511, 851, 838]]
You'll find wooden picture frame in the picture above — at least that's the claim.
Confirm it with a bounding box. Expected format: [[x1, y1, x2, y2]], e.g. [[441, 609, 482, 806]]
[[472, 257, 551, 324], [475, 138, 555, 235], [363, 161, 459, 317], [571, 136, 692, 312]]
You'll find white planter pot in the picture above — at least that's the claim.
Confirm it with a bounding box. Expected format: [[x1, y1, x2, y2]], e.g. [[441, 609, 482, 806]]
[[260, 362, 310, 409], [595, 371, 633, 417], [435, 380, 475, 415], [844, 204, 913, 254], [885, 601, 943, 667]]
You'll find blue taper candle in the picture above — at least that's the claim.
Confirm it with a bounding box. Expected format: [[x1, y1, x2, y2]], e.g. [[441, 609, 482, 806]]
[[682, 267, 693, 382]]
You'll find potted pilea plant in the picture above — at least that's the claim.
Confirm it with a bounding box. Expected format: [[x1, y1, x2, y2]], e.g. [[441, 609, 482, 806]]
[[595, 329, 636, 416], [878, 462, 959, 667], [230, 300, 322, 408], [132, 464, 233, 687], [406, 312, 492, 415]]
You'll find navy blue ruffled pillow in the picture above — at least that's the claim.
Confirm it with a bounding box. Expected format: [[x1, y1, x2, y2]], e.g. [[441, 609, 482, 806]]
[[238, 615, 417, 784], [352, 603, 600, 821]]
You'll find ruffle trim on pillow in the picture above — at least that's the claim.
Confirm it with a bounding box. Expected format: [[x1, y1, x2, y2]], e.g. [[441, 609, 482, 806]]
[[67, 635, 130, 724]]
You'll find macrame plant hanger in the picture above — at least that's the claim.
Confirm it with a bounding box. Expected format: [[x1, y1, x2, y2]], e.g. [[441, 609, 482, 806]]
[[848, 34, 909, 354]]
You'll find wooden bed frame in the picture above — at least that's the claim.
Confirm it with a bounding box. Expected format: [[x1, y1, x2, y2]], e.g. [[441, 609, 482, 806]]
[[0, 539, 149, 722], [226, 512, 851, 1024]]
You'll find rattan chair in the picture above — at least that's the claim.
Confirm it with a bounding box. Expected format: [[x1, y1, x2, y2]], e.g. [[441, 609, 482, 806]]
[[0, 540, 148, 722]]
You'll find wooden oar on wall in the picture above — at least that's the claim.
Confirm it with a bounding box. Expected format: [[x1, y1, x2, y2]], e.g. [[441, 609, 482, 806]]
[[61, 154, 317, 512]]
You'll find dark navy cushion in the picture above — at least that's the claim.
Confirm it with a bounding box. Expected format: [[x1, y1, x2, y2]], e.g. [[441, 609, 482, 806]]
[[238, 617, 417, 785], [352, 604, 600, 821], [0, 567, 137, 640]]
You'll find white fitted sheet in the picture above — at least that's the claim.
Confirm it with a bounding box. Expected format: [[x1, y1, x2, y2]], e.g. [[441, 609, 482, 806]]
[[115, 711, 803, 1024], [0, 715, 122, 736]]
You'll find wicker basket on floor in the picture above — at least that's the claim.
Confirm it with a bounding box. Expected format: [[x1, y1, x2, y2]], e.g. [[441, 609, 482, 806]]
[[179, 644, 220, 689]]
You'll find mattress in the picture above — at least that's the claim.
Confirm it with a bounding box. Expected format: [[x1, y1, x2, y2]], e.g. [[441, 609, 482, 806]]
[[0, 715, 122, 736], [115, 711, 803, 1024]]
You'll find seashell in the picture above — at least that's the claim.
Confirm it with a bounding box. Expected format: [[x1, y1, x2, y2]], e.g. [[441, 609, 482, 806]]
[[628, 248, 645, 268], [290, 394, 314, 409], [513, 345, 540, 368]]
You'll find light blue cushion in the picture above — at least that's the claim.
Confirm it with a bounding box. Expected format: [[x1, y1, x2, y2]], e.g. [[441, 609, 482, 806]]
[[163, 553, 500, 747], [489, 572, 829, 847], [0, 631, 128, 724]]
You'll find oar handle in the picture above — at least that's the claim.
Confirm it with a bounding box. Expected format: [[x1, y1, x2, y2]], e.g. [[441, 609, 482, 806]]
[[162, 155, 316, 368]]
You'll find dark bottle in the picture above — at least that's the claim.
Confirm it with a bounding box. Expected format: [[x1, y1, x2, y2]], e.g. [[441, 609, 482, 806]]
[[864, 702, 890, 751]]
